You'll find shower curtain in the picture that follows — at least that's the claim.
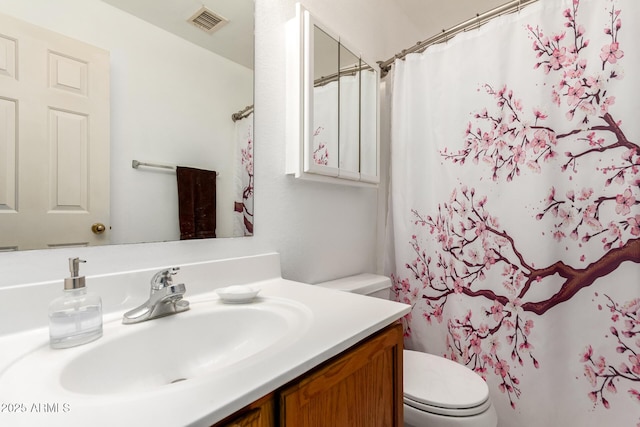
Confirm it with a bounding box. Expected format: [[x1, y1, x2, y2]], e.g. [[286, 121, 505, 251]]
[[385, 1, 640, 426], [233, 112, 254, 236]]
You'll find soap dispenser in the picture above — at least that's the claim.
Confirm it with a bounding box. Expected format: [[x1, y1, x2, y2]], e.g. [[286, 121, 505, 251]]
[[48, 258, 103, 349]]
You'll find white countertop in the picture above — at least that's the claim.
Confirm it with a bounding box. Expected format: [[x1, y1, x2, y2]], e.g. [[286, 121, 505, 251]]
[[0, 275, 409, 426]]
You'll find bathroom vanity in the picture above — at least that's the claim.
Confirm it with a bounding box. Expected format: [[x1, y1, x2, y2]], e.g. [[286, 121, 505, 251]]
[[0, 253, 409, 427], [213, 322, 403, 427]]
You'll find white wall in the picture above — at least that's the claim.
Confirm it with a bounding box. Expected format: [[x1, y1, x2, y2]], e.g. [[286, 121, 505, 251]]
[[0, 0, 421, 288], [254, 0, 421, 284], [0, 0, 253, 242]]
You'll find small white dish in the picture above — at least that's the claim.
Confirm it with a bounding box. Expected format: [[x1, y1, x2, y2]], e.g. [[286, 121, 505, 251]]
[[216, 285, 260, 304]]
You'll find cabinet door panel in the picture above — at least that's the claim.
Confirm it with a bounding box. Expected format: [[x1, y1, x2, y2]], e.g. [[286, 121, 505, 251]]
[[360, 61, 379, 182], [279, 323, 403, 427], [338, 43, 360, 178], [212, 393, 275, 427], [305, 23, 339, 176]]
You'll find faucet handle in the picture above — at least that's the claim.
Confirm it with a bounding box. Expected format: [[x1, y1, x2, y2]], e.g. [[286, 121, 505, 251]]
[[150, 267, 180, 290]]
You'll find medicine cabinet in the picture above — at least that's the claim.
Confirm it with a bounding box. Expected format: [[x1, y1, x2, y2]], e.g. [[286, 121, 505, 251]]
[[286, 4, 380, 186]]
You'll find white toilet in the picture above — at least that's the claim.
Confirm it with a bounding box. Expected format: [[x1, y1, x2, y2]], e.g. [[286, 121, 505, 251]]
[[317, 273, 498, 427]]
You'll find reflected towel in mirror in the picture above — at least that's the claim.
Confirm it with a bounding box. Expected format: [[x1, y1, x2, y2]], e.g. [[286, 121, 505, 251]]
[[176, 166, 217, 240]]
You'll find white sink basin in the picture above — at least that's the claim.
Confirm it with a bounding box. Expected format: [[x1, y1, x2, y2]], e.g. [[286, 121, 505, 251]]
[[0, 270, 410, 427], [1, 297, 311, 397]]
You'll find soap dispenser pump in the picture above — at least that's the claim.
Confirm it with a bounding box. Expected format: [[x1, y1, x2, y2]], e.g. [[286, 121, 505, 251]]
[[48, 258, 103, 349]]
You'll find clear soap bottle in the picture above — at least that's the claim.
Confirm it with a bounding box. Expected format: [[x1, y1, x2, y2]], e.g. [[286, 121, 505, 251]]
[[48, 258, 103, 349]]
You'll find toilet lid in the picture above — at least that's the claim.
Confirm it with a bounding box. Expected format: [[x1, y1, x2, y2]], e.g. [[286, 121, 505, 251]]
[[403, 350, 490, 414]]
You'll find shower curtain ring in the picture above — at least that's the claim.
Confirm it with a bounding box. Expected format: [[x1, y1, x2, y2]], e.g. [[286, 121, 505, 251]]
[[518, 0, 521, 13], [475, 13, 481, 30]]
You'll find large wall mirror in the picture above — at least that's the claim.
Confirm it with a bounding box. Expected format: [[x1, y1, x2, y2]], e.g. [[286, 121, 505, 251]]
[[0, 0, 254, 251]]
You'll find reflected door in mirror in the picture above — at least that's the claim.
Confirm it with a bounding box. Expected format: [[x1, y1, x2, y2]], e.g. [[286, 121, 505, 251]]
[[0, 14, 110, 251]]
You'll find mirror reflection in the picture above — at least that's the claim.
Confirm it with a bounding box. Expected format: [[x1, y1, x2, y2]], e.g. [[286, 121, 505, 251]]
[[338, 44, 360, 176], [360, 60, 378, 181], [312, 25, 339, 169], [0, 0, 254, 251], [309, 20, 378, 182]]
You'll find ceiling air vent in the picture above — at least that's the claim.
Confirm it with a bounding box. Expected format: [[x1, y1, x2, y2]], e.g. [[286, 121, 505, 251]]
[[188, 7, 228, 34]]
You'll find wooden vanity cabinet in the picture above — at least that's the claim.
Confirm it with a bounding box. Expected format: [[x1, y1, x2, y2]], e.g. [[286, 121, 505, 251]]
[[279, 322, 403, 426], [211, 322, 403, 427], [212, 393, 276, 427]]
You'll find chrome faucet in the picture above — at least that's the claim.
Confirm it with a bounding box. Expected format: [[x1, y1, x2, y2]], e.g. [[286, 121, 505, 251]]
[[122, 267, 190, 324]]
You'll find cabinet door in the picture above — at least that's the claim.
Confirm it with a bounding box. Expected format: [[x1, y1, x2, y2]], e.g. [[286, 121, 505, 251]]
[[337, 43, 360, 180], [305, 20, 339, 177], [212, 393, 275, 427], [359, 59, 379, 183], [279, 323, 403, 427]]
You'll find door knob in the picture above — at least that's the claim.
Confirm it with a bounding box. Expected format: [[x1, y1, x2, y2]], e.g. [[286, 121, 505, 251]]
[[91, 223, 106, 234]]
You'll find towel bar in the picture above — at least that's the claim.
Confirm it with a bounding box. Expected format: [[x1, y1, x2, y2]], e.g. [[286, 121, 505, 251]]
[[132, 160, 219, 176]]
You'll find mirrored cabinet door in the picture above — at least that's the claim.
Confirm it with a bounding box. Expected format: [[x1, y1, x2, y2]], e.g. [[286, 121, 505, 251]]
[[360, 60, 379, 182], [308, 24, 339, 176], [287, 4, 379, 186], [338, 44, 360, 179]]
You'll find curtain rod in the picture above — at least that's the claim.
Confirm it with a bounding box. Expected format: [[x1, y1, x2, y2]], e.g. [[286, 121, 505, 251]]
[[377, 0, 538, 77], [230, 63, 374, 117], [231, 105, 254, 122], [314, 63, 373, 87]]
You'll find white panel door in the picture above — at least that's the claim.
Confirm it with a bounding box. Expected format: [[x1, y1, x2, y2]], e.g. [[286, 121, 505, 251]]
[[0, 13, 110, 250]]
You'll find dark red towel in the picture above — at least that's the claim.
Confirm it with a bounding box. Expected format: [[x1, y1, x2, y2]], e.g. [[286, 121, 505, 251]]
[[176, 166, 217, 240]]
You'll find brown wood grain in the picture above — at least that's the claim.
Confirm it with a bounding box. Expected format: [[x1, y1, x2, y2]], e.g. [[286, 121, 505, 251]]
[[279, 323, 403, 427], [212, 393, 275, 427]]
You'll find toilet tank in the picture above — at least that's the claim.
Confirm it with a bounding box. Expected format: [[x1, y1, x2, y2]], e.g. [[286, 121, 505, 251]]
[[315, 273, 392, 300]]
